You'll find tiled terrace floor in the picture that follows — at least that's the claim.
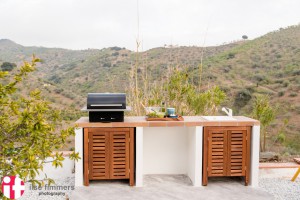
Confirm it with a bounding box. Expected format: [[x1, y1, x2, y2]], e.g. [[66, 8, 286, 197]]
[[71, 175, 273, 200]]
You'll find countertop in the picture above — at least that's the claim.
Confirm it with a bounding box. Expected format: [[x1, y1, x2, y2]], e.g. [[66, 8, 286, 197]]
[[75, 116, 260, 127]]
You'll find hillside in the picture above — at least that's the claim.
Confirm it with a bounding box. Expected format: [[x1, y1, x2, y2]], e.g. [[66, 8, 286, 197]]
[[196, 25, 300, 153], [0, 25, 299, 153]]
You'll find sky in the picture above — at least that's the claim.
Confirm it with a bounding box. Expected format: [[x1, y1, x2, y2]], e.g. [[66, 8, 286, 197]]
[[0, 0, 299, 51]]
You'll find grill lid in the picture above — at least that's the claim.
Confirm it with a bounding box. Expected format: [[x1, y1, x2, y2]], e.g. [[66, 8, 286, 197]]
[[87, 93, 126, 109]]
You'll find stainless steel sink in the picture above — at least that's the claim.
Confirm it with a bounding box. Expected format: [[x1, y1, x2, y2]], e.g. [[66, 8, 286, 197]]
[[202, 116, 237, 121]]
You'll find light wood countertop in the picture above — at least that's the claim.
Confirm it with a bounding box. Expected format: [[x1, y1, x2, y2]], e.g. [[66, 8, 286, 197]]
[[75, 116, 259, 127]]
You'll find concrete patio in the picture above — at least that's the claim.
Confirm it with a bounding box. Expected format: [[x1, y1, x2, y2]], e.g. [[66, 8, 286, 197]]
[[70, 175, 273, 200]]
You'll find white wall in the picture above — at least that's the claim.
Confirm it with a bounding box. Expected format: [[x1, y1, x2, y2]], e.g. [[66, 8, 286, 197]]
[[250, 125, 260, 187], [36, 157, 75, 180], [135, 127, 144, 187], [187, 126, 203, 186], [187, 127, 196, 181], [143, 127, 188, 174], [75, 127, 83, 186]]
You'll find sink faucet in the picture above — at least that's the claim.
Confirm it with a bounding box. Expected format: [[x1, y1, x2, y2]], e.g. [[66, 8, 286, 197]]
[[222, 107, 233, 117]]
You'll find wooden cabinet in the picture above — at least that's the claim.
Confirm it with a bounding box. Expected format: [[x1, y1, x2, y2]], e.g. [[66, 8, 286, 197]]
[[203, 126, 251, 186], [83, 128, 134, 186]]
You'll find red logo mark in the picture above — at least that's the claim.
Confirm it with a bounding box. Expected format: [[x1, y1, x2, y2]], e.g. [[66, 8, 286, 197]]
[[1, 176, 25, 199]]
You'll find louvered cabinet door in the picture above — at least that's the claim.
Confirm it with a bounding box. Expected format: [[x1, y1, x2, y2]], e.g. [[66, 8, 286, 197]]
[[207, 129, 228, 177], [84, 127, 135, 186], [88, 131, 110, 180], [109, 130, 130, 179], [227, 130, 247, 176], [203, 126, 251, 186]]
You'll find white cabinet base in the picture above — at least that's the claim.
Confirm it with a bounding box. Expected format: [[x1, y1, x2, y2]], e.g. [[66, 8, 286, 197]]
[[136, 126, 203, 187], [250, 125, 260, 187], [75, 127, 83, 187]]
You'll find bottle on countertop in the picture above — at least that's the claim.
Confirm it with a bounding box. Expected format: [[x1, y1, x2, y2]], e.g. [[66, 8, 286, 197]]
[[161, 102, 166, 113]]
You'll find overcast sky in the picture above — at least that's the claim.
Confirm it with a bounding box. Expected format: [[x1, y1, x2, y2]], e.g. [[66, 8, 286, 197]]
[[0, 0, 299, 51]]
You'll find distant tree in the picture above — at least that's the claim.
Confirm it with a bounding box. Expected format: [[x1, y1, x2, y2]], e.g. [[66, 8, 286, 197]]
[[227, 52, 235, 59], [149, 69, 226, 115], [112, 52, 119, 56], [110, 47, 122, 51], [252, 95, 277, 152], [242, 35, 248, 40], [1, 62, 17, 71]]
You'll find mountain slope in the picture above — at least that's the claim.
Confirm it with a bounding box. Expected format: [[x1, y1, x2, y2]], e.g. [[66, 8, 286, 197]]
[[0, 24, 299, 153], [197, 25, 300, 153]]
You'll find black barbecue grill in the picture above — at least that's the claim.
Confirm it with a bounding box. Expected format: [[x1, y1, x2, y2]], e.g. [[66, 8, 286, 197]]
[[82, 93, 129, 122]]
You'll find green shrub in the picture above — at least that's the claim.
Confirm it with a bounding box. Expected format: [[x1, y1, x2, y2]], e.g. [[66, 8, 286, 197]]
[[275, 79, 284, 84], [252, 64, 260, 68], [54, 88, 64, 94], [64, 92, 75, 99], [289, 92, 297, 97], [48, 74, 61, 84], [276, 131, 286, 144], [1, 62, 17, 71], [110, 47, 122, 51], [112, 52, 119, 56], [295, 106, 300, 114], [234, 89, 252, 108], [223, 66, 231, 73], [278, 90, 285, 97], [282, 80, 289, 87], [253, 74, 266, 82], [251, 95, 277, 152], [227, 52, 235, 59], [292, 69, 300, 76], [103, 62, 111, 67]]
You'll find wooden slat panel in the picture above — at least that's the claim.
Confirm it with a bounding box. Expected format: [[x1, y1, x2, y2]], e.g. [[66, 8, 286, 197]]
[[109, 131, 130, 179], [208, 130, 227, 177], [227, 130, 246, 176], [89, 131, 110, 180], [93, 165, 105, 169], [85, 127, 135, 186]]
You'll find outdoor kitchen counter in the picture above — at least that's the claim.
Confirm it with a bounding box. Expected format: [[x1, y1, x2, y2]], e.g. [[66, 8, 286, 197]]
[[75, 116, 260, 127], [74, 116, 260, 188]]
